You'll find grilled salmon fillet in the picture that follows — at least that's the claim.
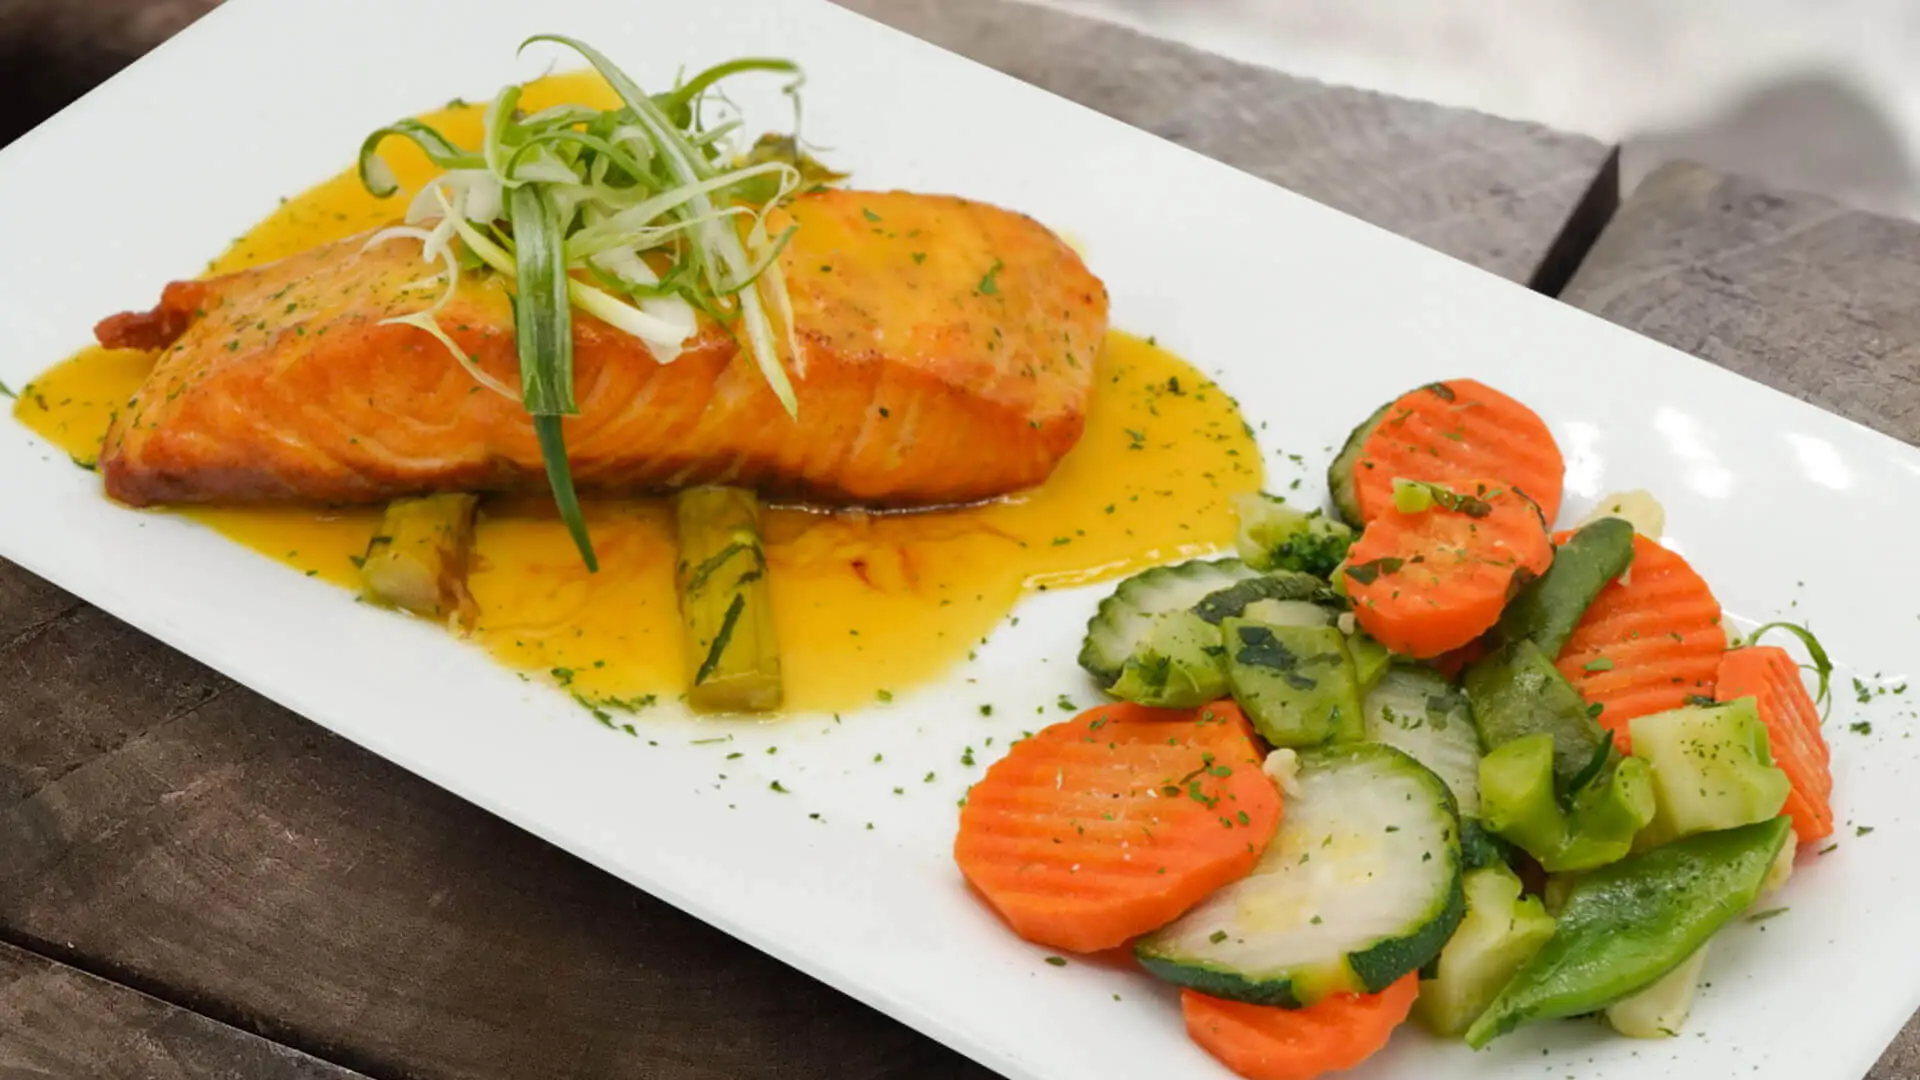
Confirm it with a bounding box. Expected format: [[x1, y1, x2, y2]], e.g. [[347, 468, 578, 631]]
[[95, 189, 1107, 508]]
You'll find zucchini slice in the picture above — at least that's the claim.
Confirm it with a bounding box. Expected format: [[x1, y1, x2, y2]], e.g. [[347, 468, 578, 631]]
[[1458, 818, 1514, 872], [1328, 401, 1390, 527], [1106, 610, 1229, 708], [1079, 558, 1261, 685], [1363, 665, 1482, 817], [1224, 620, 1363, 747], [1347, 631, 1392, 697], [1136, 744, 1465, 1007], [1241, 599, 1337, 628], [1192, 571, 1340, 626]]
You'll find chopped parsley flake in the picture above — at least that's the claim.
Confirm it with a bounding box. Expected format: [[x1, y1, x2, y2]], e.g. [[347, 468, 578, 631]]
[[977, 258, 1004, 295]]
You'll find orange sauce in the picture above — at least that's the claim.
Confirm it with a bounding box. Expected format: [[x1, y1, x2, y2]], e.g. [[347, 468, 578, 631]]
[[10, 74, 1263, 714]]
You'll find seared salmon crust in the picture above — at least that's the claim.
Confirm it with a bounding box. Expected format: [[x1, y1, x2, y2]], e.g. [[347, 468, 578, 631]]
[[97, 189, 1107, 508]]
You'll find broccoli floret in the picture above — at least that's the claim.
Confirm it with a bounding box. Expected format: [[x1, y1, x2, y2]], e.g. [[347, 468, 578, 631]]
[[1233, 493, 1355, 579]]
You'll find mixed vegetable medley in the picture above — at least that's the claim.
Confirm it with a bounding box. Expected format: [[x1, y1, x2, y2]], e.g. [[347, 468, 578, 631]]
[[953, 378, 1834, 1079]]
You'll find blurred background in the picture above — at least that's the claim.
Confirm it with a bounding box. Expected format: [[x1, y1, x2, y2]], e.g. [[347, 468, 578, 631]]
[[2, 0, 1916, 218], [1045, 0, 1920, 219]]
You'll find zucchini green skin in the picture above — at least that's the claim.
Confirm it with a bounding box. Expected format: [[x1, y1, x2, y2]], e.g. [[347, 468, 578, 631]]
[[1349, 878, 1467, 993], [1106, 610, 1230, 708], [1147, 910, 1476, 1009], [1224, 621, 1363, 747], [1458, 816, 1514, 872], [1142, 958, 1310, 1009], [1497, 517, 1636, 656], [1135, 744, 1466, 1007], [1328, 401, 1391, 527], [1079, 558, 1260, 685], [1192, 572, 1340, 625], [1088, 562, 1343, 706]]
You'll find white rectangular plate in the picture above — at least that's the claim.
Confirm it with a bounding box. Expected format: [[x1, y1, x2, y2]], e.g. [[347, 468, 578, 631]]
[[2, 2, 1916, 1078]]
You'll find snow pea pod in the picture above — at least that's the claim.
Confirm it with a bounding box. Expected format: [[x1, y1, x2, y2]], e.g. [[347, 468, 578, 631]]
[[1497, 516, 1636, 657], [1465, 815, 1792, 1048]]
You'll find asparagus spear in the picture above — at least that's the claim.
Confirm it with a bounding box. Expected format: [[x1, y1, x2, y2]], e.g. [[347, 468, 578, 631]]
[[359, 493, 480, 622], [674, 486, 782, 712]]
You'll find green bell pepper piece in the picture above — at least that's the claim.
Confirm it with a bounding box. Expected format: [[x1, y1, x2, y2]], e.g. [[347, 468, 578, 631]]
[[1479, 733, 1654, 872], [1479, 734, 1565, 856], [1465, 815, 1792, 1049], [1555, 757, 1656, 870]]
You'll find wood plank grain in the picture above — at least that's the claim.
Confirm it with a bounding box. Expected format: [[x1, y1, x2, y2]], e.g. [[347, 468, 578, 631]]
[[0, 559, 81, 649], [0, 590, 227, 809], [832, 0, 1616, 286], [0, 938, 364, 1080], [1562, 160, 1920, 444], [1557, 158, 1920, 1078], [0, 566, 989, 1080]]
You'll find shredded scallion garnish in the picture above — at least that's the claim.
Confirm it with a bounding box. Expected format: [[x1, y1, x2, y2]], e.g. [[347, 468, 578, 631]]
[[357, 36, 835, 568], [1740, 620, 1836, 719]]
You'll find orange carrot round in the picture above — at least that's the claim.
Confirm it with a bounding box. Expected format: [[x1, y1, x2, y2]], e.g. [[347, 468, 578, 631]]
[[1555, 533, 1726, 743], [954, 701, 1282, 953], [1351, 380, 1564, 527], [1717, 645, 1834, 843], [1182, 974, 1419, 1080], [1345, 482, 1552, 659]]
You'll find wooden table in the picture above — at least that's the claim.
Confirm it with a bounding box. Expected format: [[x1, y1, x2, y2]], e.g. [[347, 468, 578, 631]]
[[1, 1, 1915, 1076]]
